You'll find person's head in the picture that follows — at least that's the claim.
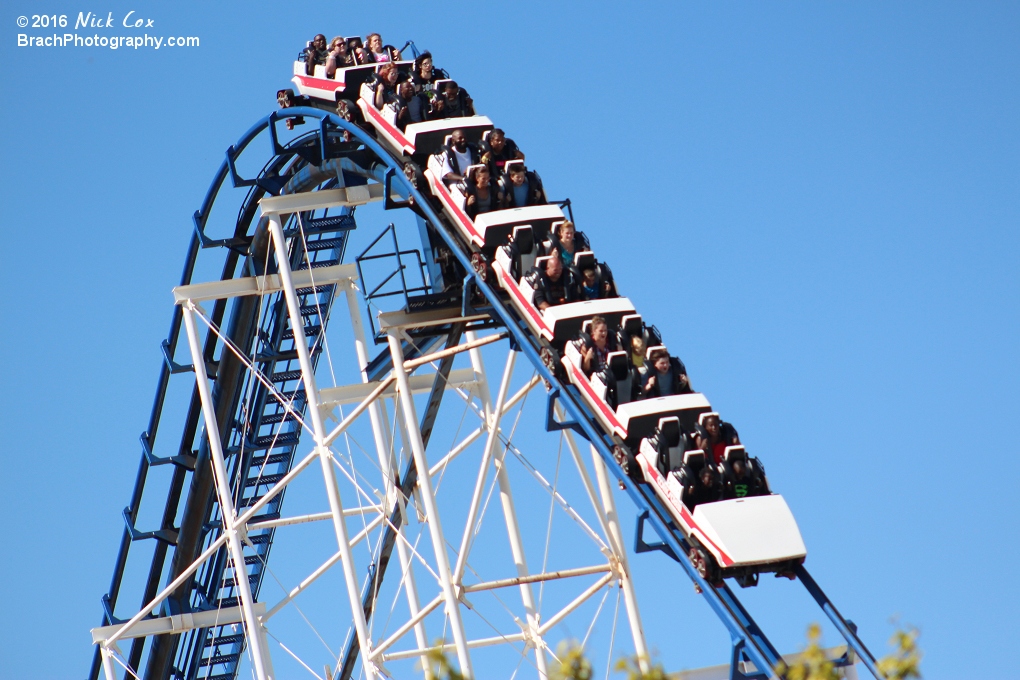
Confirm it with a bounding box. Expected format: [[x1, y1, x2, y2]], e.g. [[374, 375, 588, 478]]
[[509, 165, 527, 187], [450, 129, 466, 151], [545, 256, 562, 280], [489, 129, 506, 153], [329, 36, 346, 53], [398, 81, 415, 100], [590, 316, 608, 345], [367, 33, 382, 51], [699, 466, 716, 488], [701, 414, 720, 438], [347, 37, 363, 50], [582, 267, 597, 287], [312, 34, 327, 50], [415, 52, 433, 78], [556, 220, 575, 246], [731, 458, 747, 479], [649, 349, 670, 374], [630, 334, 646, 356], [473, 165, 490, 188], [444, 81, 460, 100], [379, 63, 399, 85]]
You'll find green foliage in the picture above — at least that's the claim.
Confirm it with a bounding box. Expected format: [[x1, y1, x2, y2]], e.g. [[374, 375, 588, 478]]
[[614, 653, 669, 680], [876, 627, 922, 680], [776, 623, 839, 680], [420, 643, 464, 680], [549, 641, 667, 680], [780, 623, 922, 680], [551, 640, 593, 680], [420, 626, 921, 680]]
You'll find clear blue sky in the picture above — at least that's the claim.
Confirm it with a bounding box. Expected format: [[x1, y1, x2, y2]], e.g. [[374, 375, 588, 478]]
[[1, 2, 1017, 679]]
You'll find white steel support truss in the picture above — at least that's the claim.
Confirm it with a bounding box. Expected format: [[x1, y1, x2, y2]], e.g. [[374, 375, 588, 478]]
[[93, 189, 653, 680]]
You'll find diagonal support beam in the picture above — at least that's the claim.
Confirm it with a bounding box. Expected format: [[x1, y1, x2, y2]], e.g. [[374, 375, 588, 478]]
[[387, 330, 474, 678]]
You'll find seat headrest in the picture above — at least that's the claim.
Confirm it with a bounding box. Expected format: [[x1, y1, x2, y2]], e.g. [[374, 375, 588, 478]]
[[622, 314, 643, 337], [504, 159, 525, 175], [581, 319, 592, 335], [513, 225, 534, 252], [574, 251, 596, 271], [465, 164, 486, 182], [608, 351, 629, 381], [683, 449, 706, 469], [657, 417, 681, 448], [698, 411, 720, 427], [646, 344, 667, 361], [534, 255, 553, 272], [724, 445, 747, 464]]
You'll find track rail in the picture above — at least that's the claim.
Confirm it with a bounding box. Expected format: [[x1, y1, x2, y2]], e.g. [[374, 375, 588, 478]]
[[91, 104, 882, 680], [285, 107, 884, 680]]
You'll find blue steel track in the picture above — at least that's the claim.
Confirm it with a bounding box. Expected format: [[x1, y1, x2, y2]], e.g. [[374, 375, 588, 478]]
[[90, 106, 884, 680]]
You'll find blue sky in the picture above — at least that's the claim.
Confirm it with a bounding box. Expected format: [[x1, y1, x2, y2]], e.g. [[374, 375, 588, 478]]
[[1, 2, 1018, 679]]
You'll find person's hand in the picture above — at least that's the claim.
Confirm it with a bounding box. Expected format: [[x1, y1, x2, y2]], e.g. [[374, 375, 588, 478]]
[[645, 376, 656, 391], [466, 194, 476, 206], [585, 346, 595, 363]]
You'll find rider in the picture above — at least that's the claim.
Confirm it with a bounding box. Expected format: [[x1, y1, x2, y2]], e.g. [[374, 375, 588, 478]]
[[528, 256, 579, 311], [439, 129, 481, 185], [304, 34, 329, 75], [695, 413, 740, 465], [641, 349, 693, 398]]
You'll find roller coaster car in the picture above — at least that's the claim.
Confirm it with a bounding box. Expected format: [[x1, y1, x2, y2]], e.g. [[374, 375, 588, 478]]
[[424, 163, 563, 252], [291, 58, 410, 107], [509, 259, 637, 346], [635, 417, 807, 586], [358, 82, 492, 158], [560, 335, 712, 443]]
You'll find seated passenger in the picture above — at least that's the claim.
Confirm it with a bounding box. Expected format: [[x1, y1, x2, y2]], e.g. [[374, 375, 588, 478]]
[[464, 165, 507, 219], [347, 36, 369, 65], [304, 34, 329, 76], [642, 349, 693, 398], [695, 413, 740, 465], [579, 260, 618, 301], [373, 63, 401, 111], [481, 129, 525, 174], [504, 164, 547, 208], [629, 335, 648, 377], [528, 256, 579, 311], [365, 33, 401, 62], [325, 36, 355, 77], [411, 51, 441, 95], [440, 129, 481, 185], [582, 316, 619, 376], [721, 454, 766, 500], [551, 221, 579, 270], [685, 465, 722, 511], [395, 82, 420, 130], [439, 80, 475, 117]]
